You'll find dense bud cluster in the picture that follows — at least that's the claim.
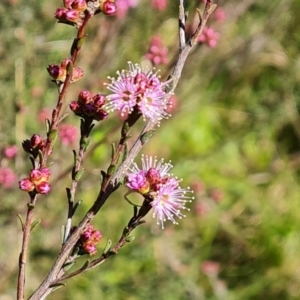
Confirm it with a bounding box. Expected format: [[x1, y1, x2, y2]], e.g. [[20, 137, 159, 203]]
[[70, 90, 109, 121], [19, 168, 51, 194]]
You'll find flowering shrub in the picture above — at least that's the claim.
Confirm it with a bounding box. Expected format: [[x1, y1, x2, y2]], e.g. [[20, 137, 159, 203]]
[[10, 1, 217, 299]]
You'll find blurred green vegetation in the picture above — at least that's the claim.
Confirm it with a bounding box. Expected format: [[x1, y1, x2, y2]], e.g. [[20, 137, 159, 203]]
[[1, 0, 300, 299]]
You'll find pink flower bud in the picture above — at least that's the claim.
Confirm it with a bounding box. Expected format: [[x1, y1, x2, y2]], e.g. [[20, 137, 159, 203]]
[[36, 181, 51, 194], [94, 109, 108, 121], [47, 64, 65, 81], [73, 0, 87, 12], [4, 145, 18, 159], [91, 230, 102, 242], [29, 169, 44, 185], [30, 134, 43, 148], [78, 90, 92, 104], [40, 168, 51, 181], [92, 94, 106, 108], [65, 9, 80, 22], [69, 101, 82, 113], [83, 241, 97, 255], [60, 58, 72, 69], [19, 178, 35, 192], [71, 67, 84, 82], [101, 0, 117, 15], [55, 7, 68, 19]]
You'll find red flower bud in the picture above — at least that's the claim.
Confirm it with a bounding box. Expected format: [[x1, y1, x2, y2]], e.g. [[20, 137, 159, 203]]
[[78, 90, 92, 104], [70, 101, 82, 113], [30, 134, 43, 148], [92, 94, 106, 108], [94, 109, 108, 121], [47, 64, 65, 81]]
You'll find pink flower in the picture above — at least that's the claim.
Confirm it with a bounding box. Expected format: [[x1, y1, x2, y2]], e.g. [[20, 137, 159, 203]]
[[126, 171, 149, 194], [58, 124, 78, 146], [71, 67, 84, 82], [115, 0, 138, 19], [82, 241, 97, 255], [151, 179, 193, 229], [79, 224, 102, 255], [151, 0, 168, 11], [145, 35, 168, 66], [38, 108, 52, 123], [0, 168, 16, 189], [165, 95, 178, 114], [105, 62, 171, 123], [126, 155, 194, 228], [214, 8, 226, 22], [4, 145, 18, 159], [199, 27, 220, 48], [201, 260, 220, 276]]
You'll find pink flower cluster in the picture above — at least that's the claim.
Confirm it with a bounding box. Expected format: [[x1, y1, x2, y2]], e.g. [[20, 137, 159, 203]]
[[145, 36, 168, 66], [79, 224, 102, 255], [126, 155, 194, 228], [105, 62, 171, 123], [3, 145, 18, 159], [0, 167, 16, 189], [115, 0, 137, 19], [199, 27, 220, 48], [55, 0, 116, 26], [58, 124, 79, 146], [151, 0, 168, 11], [47, 58, 84, 83], [70, 90, 109, 121], [19, 168, 51, 194]]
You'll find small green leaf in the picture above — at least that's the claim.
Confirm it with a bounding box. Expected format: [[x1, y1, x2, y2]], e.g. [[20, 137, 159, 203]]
[[30, 219, 41, 232], [107, 164, 116, 176], [103, 239, 112, 254], [81, 259, 90, 270], [49, 282, 66, 290], [111, 143, 116, 159], [140, 129, 156, 145], [63, 261, 75, 271], [122, 143, 128, 163], [74, 168, 85, 181], [122, 121, 130, 137], [125, 236, 135, 243], [17, 214, 24, 230], [66, 61, 73, 75], [49, 129, 58, 147], [77, 35, 86, 48]]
